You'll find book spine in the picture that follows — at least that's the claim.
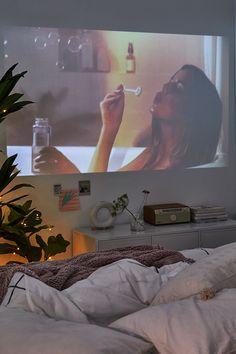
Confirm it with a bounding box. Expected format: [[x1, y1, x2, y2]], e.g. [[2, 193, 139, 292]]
[[192, 217, 228, 223]]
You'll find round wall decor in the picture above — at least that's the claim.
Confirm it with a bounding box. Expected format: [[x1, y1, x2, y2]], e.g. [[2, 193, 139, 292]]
[[89, 201, 116, 229]]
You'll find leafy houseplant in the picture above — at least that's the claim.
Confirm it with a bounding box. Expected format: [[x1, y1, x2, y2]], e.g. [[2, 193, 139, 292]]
[[112, 190, 150, 231], [0, 64, 70, 263]]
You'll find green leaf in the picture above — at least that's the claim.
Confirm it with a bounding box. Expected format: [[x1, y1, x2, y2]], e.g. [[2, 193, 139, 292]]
[[0, 63, 33, 124], [48, 234, 70, 251], [0, 93, 24, 110], [25, 246, 42, 262], [0, 243, 17, 254], [0, 63, 18, 83], [23, 210, 42, 228], [0, 72, 27, 103], [0, 155, 18, 192], [1, 183, 33, 197], [0, 100, 33, 120], [5, 203, 29, 216], [46, 234, 70, 259], [36, 234, 47, 250], [112, 193, 129, 215], [1, 195, 29, 205]]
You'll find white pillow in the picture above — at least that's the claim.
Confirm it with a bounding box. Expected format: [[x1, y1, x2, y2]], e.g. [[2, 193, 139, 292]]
[[110, 288, 236, 354], [152, 241, 236, 305], [2, 272, 88, 323]]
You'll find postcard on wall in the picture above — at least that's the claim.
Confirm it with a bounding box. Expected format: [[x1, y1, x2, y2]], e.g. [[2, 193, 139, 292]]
[[59, 189, 80, 211]]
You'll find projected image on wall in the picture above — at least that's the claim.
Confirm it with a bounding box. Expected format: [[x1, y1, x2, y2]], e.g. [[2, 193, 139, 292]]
[[1, 27, 229, 175]]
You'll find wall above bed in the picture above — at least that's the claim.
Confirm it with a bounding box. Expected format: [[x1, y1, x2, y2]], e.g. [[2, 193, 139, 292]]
[[0, 0, 235, 263]]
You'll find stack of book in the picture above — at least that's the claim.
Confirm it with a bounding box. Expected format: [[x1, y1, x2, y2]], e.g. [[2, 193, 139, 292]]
[[190, 205, 228, 223]]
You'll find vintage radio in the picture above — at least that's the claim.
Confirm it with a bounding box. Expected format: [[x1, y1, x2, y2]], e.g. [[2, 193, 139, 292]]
[[143, 203, 190, 225]]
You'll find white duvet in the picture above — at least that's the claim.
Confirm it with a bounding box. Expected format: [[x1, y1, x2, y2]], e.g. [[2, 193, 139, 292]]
[[0, 306, 152, 354], [1, 247, 235, 354]]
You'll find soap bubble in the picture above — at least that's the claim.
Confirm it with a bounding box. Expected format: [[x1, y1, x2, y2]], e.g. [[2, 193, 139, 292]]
[[48, 32, 60, 45], [56, 61, 65, 70], [34, 36, 47, 49], [67, 36, 81, 53]]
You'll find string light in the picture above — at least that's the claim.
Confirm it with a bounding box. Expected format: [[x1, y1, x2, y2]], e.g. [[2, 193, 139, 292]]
[[2, 109, 7, 113]]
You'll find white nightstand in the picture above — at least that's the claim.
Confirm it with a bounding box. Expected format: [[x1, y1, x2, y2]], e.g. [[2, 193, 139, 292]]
[[73, 219, 236, 255]]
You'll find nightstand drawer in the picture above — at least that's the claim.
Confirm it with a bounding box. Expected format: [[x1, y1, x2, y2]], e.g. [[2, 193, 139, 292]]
[[152, 232, 199, 250], [200, 228, 236, 248]]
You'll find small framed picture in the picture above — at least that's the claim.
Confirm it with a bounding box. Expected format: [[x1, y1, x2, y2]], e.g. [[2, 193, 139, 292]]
[[79, 180, 91, 195], [53, 184, 62, 195]]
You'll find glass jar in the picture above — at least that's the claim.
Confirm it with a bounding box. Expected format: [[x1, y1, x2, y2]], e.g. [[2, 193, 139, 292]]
[[130, 212, 145, 232]]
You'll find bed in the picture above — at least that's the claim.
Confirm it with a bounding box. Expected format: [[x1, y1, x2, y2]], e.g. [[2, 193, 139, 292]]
[[0, 243, 236, 354]]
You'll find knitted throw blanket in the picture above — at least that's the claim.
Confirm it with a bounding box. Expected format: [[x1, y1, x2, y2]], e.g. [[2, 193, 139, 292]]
[[0, 245, 189, 304]]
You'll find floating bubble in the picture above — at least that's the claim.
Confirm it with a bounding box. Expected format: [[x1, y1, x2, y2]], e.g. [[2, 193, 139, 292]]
[[48, 32, 60, 45], [34, 36, 47, 49], [67, 36, 81, 53], [3, 40, 7, 45]]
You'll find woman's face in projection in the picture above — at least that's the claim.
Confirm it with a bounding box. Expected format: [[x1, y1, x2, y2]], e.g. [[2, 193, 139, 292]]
[[150, 69, 194, 122]]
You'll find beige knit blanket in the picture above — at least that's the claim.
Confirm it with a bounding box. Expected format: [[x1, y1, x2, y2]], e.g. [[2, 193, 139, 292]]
[[0, 245, 190, 304]]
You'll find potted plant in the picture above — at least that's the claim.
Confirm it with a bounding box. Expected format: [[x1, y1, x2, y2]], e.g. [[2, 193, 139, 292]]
[[0, 64, 70, 263]]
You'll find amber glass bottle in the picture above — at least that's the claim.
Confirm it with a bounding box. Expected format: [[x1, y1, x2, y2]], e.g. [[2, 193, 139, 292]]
[[126, 42, 136, 73]]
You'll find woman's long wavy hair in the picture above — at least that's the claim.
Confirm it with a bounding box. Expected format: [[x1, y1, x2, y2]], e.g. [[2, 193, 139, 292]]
[[144, 64, 223, 169]]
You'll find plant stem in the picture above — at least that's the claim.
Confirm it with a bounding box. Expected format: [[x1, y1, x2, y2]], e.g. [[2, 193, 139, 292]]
[[125, 207, 143, 227]]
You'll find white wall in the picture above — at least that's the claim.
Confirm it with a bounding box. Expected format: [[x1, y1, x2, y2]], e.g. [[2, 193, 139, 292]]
[[0, 0, 235, 262]]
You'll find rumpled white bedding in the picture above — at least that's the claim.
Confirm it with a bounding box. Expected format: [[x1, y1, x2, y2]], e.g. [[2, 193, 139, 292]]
[[0, 258, 187, 354], [1, 247, 233, 354], [62, 258, 188, 324], [111, 289, 236, 354], [0, 306, 153, 354]]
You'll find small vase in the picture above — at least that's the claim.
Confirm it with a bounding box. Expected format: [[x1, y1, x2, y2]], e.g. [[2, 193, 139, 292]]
[[130, 213, 145, 232]]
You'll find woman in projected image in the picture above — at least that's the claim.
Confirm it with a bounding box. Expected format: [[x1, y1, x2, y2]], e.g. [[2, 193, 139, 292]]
[[89, 64, 223, 172], [35, 64, 222, 174]]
